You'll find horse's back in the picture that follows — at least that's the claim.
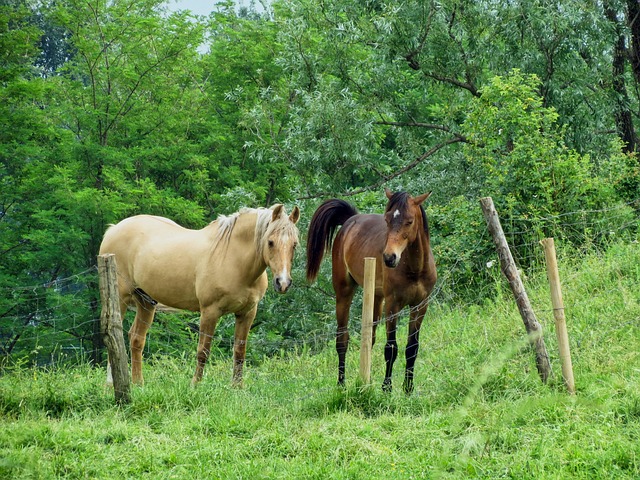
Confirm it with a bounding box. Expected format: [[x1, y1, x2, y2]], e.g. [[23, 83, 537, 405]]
[[333, 213, 387, 290], [100, 215, 189, 257], [102, 214, 181, 238], [99, 215, 208, 307]]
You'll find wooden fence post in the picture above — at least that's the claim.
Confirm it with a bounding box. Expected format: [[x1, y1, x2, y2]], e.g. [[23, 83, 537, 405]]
[[98, 254, 131, 404], [480, 197, 552, 383], [359, 257, 376, 386], [540, 238, 576, 394]]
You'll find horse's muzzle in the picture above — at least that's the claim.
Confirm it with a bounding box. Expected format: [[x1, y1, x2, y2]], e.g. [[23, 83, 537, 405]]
[[274, 276, 292, 293], [383, 252, 400, 268]]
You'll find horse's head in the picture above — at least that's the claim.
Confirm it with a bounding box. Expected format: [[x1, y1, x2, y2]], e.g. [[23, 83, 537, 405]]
[[263, 204, 300, 293], [382, 189, 431, 268]]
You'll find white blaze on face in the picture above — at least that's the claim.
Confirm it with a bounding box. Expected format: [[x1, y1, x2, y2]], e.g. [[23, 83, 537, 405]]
[[278, 266, 289, 281], [279, 233, 293, 281], [393, 209, 401, 218], [269, 231, 294, 286]]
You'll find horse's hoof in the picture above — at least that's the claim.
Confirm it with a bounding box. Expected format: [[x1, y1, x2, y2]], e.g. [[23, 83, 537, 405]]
[[403, 381, 414, 395], [382, 379, 392, 393]]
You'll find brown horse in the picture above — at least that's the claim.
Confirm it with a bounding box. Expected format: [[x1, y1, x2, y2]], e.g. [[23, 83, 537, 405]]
[[306, 189, 436, 393], [99, 204, 300, 387]]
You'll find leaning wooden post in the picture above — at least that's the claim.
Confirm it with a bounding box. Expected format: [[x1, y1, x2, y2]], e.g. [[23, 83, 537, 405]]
[[98, 254, 131, 404], [359, 257, 376, 386], [480, 197, 552, 383], [540, 238, 576, 394]]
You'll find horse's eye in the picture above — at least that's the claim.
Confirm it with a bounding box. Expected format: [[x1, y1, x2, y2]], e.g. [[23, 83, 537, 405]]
[[268, 240, 275, 248], [406, 220, 413, 226]]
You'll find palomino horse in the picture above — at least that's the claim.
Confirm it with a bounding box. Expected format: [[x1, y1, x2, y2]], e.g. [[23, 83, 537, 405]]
[[306, 189, 436, 393], [99, 204, 300, 387]]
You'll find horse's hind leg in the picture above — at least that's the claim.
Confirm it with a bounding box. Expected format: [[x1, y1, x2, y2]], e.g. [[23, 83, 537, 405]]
[[334, 283, 356, 387], [403, 302, 428, 394], [129, 298, 156, 385]]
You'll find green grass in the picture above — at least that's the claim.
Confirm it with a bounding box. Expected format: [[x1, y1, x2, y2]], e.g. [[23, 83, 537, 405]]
[[1, 242, 639, 479]]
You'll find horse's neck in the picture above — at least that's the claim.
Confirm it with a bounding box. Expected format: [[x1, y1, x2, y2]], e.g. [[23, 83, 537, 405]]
[[404, 230, 432, 274], [210, 213, 267, 277]]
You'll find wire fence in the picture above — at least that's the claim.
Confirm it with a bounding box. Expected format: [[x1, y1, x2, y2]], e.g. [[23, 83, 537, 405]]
[[2, 198, 639, 378]]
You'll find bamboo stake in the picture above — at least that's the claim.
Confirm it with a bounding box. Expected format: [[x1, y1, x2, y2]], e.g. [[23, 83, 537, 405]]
[[98, 254, 131, 404], [480, 197, 552, 383], [540, 238, 576, 394], [359, 257, 376, 386]]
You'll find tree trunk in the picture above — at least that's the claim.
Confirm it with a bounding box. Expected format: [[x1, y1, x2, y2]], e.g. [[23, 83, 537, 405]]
[[605, 4, 638, 153]]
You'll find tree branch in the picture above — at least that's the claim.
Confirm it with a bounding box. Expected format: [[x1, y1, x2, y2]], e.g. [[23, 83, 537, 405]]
[[297, 136, 464, 200], [423, 72, 479, 97], [374, 120, 468, 137]]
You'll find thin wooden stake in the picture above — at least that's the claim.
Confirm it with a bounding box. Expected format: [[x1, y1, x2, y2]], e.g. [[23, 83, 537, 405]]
[[98, 254, 131, 404], [540, 238, 576, 394], [359, 257, 376, 386], [480, 197, 552, 383]]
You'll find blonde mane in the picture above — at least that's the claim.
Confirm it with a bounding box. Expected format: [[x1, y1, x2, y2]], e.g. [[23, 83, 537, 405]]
[[210, 206, 298, 255]]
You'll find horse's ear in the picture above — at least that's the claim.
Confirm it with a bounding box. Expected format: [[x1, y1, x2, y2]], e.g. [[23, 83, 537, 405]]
[[289, 206, 300, 224], [271, 204, 284, 221], [385, 188, 393, 199], [413, 192, 432, 205]]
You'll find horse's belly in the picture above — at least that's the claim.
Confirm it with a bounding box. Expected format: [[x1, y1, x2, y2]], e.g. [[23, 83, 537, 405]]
[[136, 277, 200, 311], [131, 256, 201, 311], [196, 274, 268, 315]]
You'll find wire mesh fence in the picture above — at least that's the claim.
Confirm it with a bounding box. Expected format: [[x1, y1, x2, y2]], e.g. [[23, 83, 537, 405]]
[[2, 198, 638, 384]]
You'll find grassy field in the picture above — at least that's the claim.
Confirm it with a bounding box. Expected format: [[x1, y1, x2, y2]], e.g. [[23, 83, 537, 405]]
[[1, 242, 639, 479]]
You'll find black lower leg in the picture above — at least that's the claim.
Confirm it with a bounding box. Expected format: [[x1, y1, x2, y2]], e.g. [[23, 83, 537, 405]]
[[336, 333, 348, 386], [403, 330, 420, 394], [383, 340, 398, 392]]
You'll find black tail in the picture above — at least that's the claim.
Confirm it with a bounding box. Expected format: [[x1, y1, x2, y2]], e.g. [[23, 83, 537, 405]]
[[306, 199, 358, 283]]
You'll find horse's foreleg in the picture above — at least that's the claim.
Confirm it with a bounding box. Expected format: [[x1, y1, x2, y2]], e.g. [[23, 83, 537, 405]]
[[403, 302, 428, 394], [382, 305, 401, 392], [371, 296, 384, 348], [192, 306, 221, 386], [232, 306, 258, 388], [129, 301, 156, 385]]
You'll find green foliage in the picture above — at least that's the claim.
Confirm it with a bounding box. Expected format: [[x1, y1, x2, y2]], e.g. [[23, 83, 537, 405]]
[[429, 195, 496, 303], [450, 71, 631, 294], [2, 0, 640, 365], [463, 71, 601, 217]]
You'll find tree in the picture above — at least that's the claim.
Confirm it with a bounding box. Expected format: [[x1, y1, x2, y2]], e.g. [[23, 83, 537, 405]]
[[0, 2, 63, 358], [264, 0, 630, 199]]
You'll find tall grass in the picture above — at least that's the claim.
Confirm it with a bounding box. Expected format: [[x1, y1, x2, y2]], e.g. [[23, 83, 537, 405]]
[[1, 242, 639, 479]]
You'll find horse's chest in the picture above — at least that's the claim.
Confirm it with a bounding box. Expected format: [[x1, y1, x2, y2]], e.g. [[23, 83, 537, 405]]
[[200, 274, 268, 314], [384, 275, 431, 306]]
